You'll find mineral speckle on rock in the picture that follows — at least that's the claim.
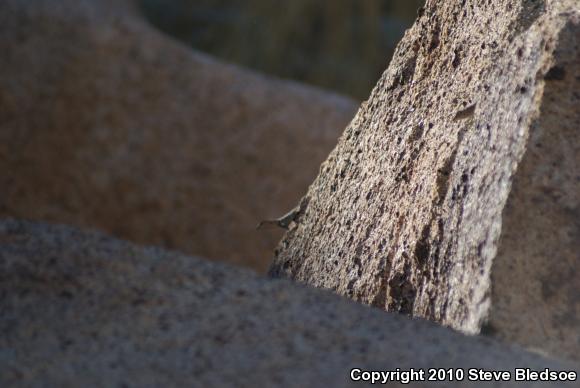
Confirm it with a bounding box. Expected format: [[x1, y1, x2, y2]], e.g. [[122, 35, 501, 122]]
[[0, 219, 575, 387], [270, 0, 579, 361]]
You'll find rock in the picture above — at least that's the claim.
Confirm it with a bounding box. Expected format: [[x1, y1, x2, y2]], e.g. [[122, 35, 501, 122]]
[[0, 0, 356, 272], [0, 219, 576, 387], [487, 5, 580, 361], [270, 0, 579, 361]]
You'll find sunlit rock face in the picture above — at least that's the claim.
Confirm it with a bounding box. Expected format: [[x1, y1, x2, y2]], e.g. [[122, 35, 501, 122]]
[[270, 0, 579, 361]]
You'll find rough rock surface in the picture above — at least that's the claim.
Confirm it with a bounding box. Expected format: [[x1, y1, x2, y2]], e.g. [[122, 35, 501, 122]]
[[270, 0, 579, 360], [0, 0, 356, 272], [0, 219, 576, 387]]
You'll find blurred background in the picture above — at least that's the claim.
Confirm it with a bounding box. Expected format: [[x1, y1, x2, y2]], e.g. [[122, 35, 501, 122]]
[[140, 0, 425, 99], [1, 0, 427, 273]]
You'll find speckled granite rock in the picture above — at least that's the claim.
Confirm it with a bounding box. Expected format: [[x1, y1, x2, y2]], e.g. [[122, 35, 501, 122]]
[[0, 0, 356, 272], [0, 219, 576, 387], [269, 0, 579, 361]]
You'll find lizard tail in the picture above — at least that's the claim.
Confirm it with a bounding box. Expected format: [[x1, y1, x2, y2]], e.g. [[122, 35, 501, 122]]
[[256, 220, 276, 230]]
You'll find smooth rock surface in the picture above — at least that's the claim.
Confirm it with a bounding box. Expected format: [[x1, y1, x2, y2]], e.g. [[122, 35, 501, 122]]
[[0, 0, 356, 272], [0, 219, 576, 387], [270, 0, 579, 361], [488, 7, 580, 361]]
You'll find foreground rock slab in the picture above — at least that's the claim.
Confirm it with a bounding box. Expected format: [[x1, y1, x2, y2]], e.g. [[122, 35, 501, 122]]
[[270, 0, 579, 361], [0, 219, 576, 387], [0, 0, 356, 272]]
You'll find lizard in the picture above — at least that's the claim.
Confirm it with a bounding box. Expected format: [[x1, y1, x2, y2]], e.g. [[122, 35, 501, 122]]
[[256, 197, 309, 230]]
